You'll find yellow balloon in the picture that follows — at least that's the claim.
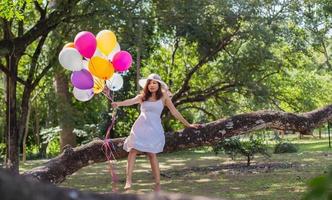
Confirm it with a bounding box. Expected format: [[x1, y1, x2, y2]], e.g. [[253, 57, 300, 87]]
[[96, 30, 117, 55], [88, 56, 114, 80], [63, 42, 75, 49], [93, 77, 105, 94]]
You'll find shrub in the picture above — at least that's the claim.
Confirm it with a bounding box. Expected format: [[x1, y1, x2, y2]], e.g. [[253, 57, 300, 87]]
[[274, 142, 298, 153], [213, 135, 270, 166]]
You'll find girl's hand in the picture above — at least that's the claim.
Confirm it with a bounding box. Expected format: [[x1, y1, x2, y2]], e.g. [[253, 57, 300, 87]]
[[187, 123, 201, 129], [111, 102, 119, 108]]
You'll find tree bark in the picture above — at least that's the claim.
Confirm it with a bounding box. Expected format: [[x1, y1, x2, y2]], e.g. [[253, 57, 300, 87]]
[[5, 54, 19, 174], [19, 86, 32, 157], [23, 104, 332, 183], [32, 102, 44, 157], [22, 102, 31, 163], [54, 69, 76, 151], [247, 156, 250, 166], [1, 169, 221, 200]]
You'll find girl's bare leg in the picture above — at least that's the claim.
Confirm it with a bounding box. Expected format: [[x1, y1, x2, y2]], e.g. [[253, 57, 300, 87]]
[[125, 149, 138, 190], [147, 153, 161, 191]]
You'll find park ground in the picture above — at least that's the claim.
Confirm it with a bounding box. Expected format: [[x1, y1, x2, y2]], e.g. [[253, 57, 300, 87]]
[[20, 134, 332, 200]]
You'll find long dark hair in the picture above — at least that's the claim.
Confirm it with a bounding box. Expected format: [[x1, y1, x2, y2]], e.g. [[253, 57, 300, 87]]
[[141, 79, 163, 101]]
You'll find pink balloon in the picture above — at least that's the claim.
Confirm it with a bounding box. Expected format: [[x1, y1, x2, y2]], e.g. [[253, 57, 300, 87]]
[[74, 31, 97, 58], [112, 51, 132, 72]]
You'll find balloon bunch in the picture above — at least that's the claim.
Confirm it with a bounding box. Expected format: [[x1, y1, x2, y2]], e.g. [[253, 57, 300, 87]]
[[58, 30, 132, 102]]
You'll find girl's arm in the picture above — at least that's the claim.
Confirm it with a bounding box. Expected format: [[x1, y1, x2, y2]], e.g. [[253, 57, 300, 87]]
[[112, 95, 141, 108], [164, 93, 200, 128]]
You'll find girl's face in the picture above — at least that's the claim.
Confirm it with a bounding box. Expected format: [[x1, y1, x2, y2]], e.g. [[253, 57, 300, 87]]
[[148, 80, 159, 93]]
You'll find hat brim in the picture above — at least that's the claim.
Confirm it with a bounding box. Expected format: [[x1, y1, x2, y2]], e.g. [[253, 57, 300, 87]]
[[138, 78, 168, 89]]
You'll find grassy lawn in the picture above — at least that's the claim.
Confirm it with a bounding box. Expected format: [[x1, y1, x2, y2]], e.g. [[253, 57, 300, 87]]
[[20, 136, 332, 200]]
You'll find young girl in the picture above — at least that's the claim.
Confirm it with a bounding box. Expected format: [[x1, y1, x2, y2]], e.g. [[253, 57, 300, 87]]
[[111, 73, 200, 191]]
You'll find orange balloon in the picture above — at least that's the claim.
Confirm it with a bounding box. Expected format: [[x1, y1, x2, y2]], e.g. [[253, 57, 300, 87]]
[[93, 76, 105, 94], [88, 56, 114, 80], [63, 42, 75, 49]]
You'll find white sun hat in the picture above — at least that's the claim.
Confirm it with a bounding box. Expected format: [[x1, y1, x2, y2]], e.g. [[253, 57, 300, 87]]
[[138, 73, 168, 89]]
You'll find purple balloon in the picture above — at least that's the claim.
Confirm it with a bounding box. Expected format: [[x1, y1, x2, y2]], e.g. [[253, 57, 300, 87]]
[[71, 69, 94, 89], [74, 31, 97, 58]]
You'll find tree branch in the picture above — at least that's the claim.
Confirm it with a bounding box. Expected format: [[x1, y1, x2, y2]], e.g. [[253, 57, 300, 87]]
[[174, 84, 236, 106], [172, 27, 241, 103], [0, 62, 26, 86], [17, 2, 27, 37], [31, 41, 63, 89], [168, 37, 180, 86], [0, 0, 80, 57], [23, 103, 332, 183], [27, 34, 48, 85], [34, 1, 46, 19]]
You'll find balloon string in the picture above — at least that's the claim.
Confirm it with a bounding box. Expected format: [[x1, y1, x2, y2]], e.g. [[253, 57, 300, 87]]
[[101, 91, 119, 188], [102, 90, 113, 101]]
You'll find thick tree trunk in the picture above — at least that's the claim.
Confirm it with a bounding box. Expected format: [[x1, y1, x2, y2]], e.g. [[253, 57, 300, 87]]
[[1, 169, 220, 200], [24, 104, 332, 183], [54, 70, 76, 151], [5, 55, 19, 174]]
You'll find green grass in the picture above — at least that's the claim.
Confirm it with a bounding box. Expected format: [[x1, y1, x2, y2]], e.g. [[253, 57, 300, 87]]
[[20, 136, 332, 200]]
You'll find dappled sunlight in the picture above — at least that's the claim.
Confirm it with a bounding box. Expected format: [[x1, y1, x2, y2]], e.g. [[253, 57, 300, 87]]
[[133, 182, 152, 187], [194, 178, 212, 183], [81, 172, 105, 175], [270, 183, 284, 190], [164, 159, 188, 163], [168, 163, 186, 167], [17, 138, 330, 200], [159, 164, 173, 170], [302, 143, 330, 150], [19, 159, 50, 172], [198, 156, 221, 160], [139, 163, 153, 168], [136, 188, 153, 193], [133, 169, 149, 173], [302, 158, 316, 162], [251, 190, 273, 196], [233, 193, 246, 198]]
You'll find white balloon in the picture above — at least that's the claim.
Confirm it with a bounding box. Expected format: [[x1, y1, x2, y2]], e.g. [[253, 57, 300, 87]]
[[106, 73, 123, 91], [73, 87, 94, 102], [107, 42, 121, 61], [58, 48, 83, 71], [82, 60, 89, 70]]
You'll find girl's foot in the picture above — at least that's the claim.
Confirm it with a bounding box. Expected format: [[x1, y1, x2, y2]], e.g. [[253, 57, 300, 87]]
[[111, 182, 119, 192], [154, 183, 161, 192], [124, 182, 132, 190]]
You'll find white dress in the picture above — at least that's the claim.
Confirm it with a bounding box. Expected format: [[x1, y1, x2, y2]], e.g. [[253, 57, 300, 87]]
[[123, 98, 165, 153]]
